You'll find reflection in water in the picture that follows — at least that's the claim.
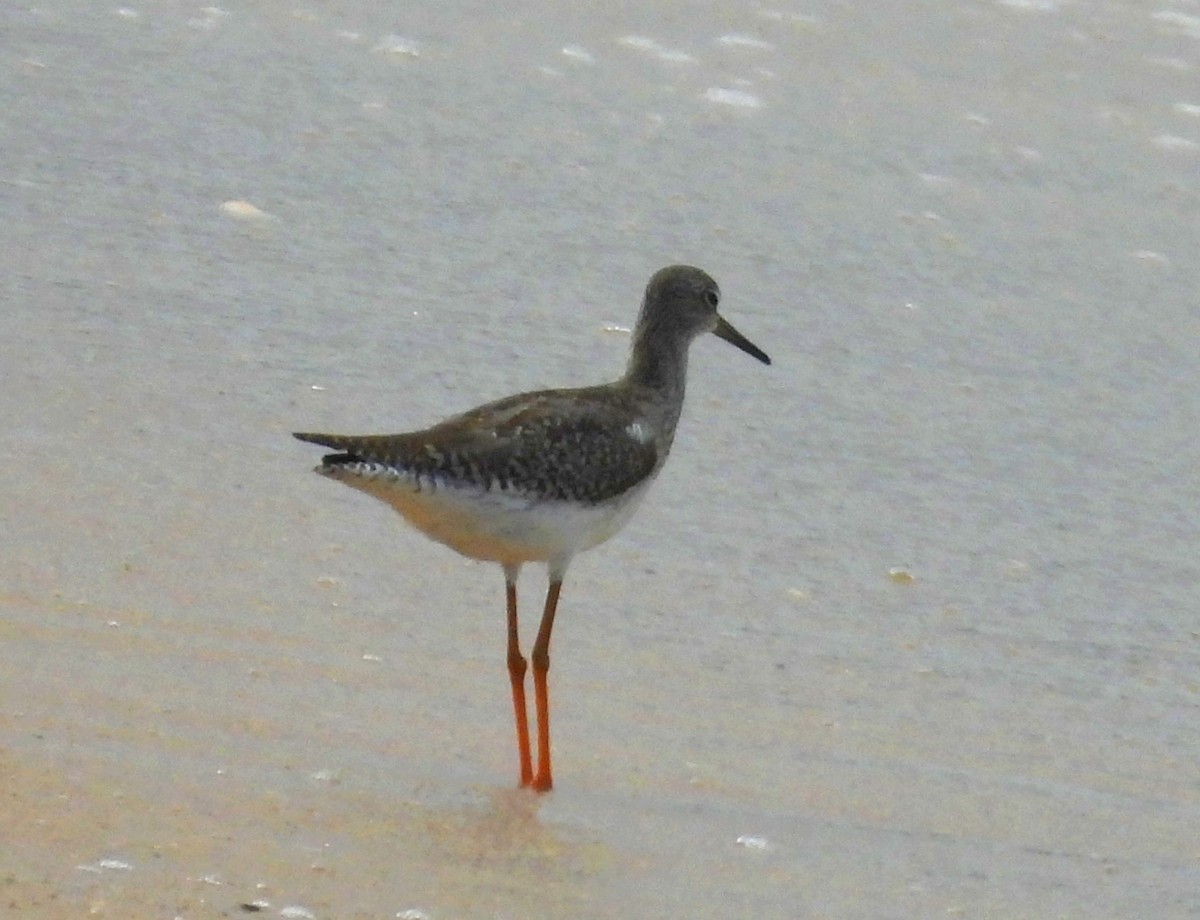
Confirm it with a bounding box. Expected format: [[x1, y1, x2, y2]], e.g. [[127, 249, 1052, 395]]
[[418, 788, 611, 914]]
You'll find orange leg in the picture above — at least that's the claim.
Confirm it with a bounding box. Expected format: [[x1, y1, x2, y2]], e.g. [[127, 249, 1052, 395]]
[[530, 580, 562, 793], [505, 578, 533, 788]]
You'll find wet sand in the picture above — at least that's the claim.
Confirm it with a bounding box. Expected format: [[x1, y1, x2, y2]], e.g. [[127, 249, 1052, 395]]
[[3, 1, 1199, 917]]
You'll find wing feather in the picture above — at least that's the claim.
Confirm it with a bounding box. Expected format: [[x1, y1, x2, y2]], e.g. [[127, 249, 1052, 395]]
[[293, 386, 658, 503]]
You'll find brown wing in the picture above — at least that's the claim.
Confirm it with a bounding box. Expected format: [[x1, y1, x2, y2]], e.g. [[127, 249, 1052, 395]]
[[294, 386, 657, 504]]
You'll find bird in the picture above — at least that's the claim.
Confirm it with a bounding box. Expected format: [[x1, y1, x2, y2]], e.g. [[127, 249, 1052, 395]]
[[294, 265, 770, 792]]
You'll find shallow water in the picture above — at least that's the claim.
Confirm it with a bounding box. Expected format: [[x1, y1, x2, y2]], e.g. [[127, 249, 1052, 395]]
[[2, 1, 1198, 917]]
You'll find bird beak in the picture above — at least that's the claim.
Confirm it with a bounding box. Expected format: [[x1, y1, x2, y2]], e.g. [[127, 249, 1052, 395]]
[[713, 315, 771, 365]]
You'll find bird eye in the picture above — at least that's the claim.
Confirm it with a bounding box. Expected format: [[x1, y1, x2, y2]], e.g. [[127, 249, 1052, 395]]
[[703, 289, 720, 308]]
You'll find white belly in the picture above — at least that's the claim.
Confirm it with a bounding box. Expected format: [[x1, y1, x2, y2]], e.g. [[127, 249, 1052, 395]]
[[331, 469, 653, 566]]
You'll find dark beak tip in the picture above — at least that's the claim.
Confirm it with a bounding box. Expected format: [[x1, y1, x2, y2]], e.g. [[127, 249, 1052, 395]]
[[713, 316, 771, 366], [732, 339, 772, 366]]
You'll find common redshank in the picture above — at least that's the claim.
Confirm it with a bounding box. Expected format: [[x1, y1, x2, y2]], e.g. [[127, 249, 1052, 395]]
[[294, 265, 770, 791]]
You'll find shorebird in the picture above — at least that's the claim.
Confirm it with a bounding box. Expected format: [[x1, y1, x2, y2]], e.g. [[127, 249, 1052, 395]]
[[294, 265, 770, 791]]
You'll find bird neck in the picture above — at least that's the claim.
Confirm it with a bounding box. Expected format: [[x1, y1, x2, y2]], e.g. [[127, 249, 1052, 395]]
[[623, 321, 690, 405]]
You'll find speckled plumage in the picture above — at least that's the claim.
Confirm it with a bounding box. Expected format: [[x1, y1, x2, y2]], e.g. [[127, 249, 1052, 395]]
[[295, 384, 661, 505], [292, 264, 770, 792]]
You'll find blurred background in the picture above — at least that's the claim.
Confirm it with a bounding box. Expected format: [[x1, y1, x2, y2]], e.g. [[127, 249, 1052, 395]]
[[2, 1, 1197, 917]]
